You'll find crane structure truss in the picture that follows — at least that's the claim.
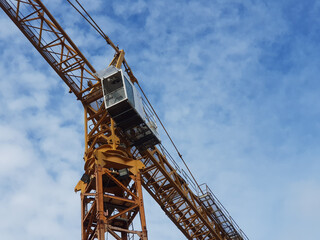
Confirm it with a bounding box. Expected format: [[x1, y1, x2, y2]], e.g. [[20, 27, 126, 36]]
[[0, 0, 249, 239], [0, 0, 102, 102], [77, 100, 150, 240], [80, 165, 148, 240]]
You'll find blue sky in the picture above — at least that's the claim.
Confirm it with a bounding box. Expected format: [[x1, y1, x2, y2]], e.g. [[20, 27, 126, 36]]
[[0, 0, 320, 239]]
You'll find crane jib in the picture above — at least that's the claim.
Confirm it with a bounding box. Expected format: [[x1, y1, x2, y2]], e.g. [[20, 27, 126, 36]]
[[0, 0, 99, 102]]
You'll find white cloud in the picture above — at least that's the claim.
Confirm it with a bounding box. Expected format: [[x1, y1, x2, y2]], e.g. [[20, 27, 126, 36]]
[[112, 0, 147, 17], [1, 0, 320, 239]]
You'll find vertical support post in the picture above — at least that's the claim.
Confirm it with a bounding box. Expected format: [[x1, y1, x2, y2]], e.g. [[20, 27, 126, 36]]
[[135, 172, 148, 240], [84, 105, 88, 152], [96, 165, 106, 240], [121, 232, 128, 240], [81, 193, 85, 240]]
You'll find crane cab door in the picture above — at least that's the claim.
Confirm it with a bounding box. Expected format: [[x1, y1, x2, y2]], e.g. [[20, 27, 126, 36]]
[[101, 68, 143, 130], [99, 66, 160, 149]]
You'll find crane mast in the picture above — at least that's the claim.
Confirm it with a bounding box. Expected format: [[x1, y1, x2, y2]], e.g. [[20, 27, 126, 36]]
[[0, 0, 248, 239]]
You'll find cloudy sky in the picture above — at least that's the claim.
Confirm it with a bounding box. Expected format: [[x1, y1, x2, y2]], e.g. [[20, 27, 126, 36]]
[[1, 0, 320, 239]]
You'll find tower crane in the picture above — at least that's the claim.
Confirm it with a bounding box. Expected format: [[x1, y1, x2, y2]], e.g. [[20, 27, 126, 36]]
[[0, 0, 249, 239]]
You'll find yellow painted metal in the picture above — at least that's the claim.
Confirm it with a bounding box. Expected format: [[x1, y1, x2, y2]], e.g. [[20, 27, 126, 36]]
[[94, 146, 145, 176], [74, 180, 87, 193]]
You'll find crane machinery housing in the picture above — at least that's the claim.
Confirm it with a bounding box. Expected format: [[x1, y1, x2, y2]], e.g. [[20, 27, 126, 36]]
[[0, 0, 249, 239]]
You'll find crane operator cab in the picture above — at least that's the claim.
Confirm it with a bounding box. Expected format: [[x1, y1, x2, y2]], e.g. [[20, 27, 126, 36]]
[[98, 65, 160, 149]]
